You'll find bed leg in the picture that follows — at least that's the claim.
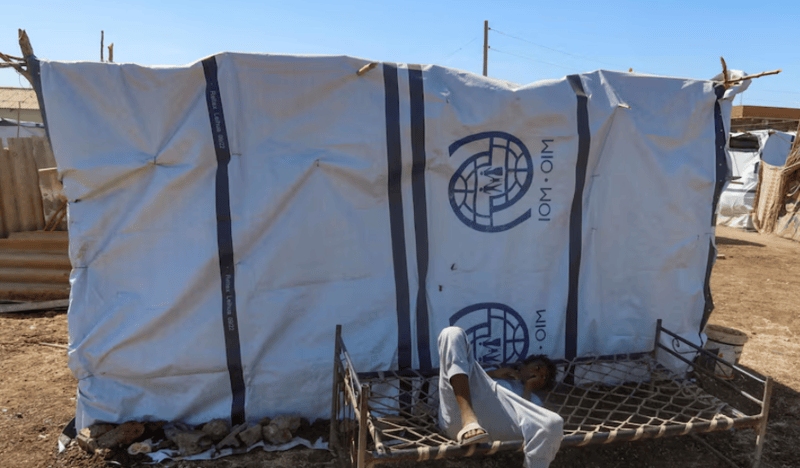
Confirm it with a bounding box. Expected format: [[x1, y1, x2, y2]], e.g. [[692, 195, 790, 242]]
[[357, 383, 370, 468], [752, 376, 773, 468], [331, 324, 343, 454]]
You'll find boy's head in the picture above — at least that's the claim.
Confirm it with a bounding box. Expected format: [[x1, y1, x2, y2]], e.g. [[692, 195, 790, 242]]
[[518, 354, 557, 391]]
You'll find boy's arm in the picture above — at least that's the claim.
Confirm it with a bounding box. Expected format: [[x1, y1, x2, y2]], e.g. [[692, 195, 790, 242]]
[[522, 377, 539, 400], [486, 367, 520, 380]]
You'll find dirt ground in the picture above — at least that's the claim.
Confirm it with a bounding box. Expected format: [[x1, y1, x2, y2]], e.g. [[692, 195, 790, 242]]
[[1, 225, 798, 468]]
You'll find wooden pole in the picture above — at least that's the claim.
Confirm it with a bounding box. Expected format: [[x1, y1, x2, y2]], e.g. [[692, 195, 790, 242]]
[[100, 31, 104, 62], [108, 43, 114, 63], [14, 29, 34, 87], [483, 21, 488, 77]]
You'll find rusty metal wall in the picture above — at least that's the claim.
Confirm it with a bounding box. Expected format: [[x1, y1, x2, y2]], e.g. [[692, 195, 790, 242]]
[[0, 136, 56, 238], [0, 230, 70, 300]]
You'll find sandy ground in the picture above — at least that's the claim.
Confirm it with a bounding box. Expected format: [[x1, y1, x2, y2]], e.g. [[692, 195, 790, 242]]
[[1, 225, 798, 468]]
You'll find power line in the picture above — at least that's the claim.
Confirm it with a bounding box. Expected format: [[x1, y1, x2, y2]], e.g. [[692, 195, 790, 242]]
[[489, 48, 576, 71], [490, 27, 626, 70], [760, 89, 800, 95], [439, 36, 480, 63]]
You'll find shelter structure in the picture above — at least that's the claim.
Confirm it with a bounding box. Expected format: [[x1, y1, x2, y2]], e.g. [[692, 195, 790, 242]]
[[718, 129, 795, 230], [752, 125, 800, 241], [26, 48, 765, 461]]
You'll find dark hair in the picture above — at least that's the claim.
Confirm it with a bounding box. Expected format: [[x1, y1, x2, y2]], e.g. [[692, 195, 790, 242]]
[[520, 354, 558, 391]]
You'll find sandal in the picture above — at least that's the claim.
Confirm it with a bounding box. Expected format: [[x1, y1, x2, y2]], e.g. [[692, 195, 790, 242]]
[[456, 422, 489, 445]]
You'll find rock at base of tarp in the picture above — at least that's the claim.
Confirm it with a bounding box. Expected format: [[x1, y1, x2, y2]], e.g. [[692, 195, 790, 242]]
[[145, 436, 328, 463], [61, 415, 330, 464]]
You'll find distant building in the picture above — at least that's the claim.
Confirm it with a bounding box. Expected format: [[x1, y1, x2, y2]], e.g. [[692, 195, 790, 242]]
[[0, 87, 41, 123], [731, 105, 800, 133]]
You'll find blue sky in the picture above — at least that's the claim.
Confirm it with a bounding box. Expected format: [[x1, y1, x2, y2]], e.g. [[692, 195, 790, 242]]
[[1, 0, 797, 107]]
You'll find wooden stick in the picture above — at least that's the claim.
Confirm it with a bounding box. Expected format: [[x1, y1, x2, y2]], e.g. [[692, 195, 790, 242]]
[[108, 43, 114, 63], [38, 342, 68, 350], [0, 51, 24, 62], [100, 30, 104, 62], [357, 62, 378, 76], [50, 201, 68, 231], [18, 29, 34, 58], [720, 57, 729, 88], [16, 29, 33, 86], [0, 299, 70, 314], [44, 200, 68, 231], [725, 69, 782, 83]]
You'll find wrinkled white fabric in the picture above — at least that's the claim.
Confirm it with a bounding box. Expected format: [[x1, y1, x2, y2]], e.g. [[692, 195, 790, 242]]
[[438, 327, 563, 468], [38, 54, 737, 428]]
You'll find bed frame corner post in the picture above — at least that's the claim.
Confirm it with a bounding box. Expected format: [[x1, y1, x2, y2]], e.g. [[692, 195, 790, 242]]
[[330, 324, 343, 455], [652, 319, 664, 357], [752, 376, 773, 468], [357, 383, 370, 468]]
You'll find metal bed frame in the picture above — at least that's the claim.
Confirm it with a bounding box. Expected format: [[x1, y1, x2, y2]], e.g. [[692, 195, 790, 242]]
[[330, 320, 772, 468]]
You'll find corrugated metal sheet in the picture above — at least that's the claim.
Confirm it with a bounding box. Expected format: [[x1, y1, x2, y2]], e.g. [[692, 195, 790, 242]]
[[0, 136, 60, 238], [0, 230, 70, 301]]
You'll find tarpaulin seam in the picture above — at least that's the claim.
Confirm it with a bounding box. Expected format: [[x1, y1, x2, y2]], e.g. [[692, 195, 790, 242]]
[[711, 85, 729, 226], [701, 85, 729, 331], [565, 75, 590, 361], [408, 65, 431, 372], [383, 63, 413, 369], [202, 56, 246, 425], [24, 57, 55, 149]]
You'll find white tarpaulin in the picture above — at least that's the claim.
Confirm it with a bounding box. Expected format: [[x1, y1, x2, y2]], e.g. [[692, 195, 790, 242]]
[[36, 53, 742, 429]]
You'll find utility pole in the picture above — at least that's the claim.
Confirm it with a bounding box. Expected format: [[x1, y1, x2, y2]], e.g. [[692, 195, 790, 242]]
[[483, 21, 488, 77]]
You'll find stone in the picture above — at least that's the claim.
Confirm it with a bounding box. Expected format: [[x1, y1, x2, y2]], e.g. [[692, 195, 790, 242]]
[[201, 419, 229, 443], [95, 448, 113, 460], [216, 422, 248, 449], [84, 424, 116, 438], [156, 438, 175, 451], [262, 423, 292, 445], [270, 415, 301, 433], [76, 424, 116, 453], [258, 416, 272, 427], [164, 422, 213, 456], [169, 430, 213, 456], [238, 424, 263, 446], [163, 422, 193, 437], [145, 421, 167, 433], [95, 421, 145, 450], [127, 438, 154, 455]]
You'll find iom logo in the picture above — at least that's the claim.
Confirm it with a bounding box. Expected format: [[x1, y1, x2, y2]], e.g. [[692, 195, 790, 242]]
[[448, 132, 534, 232], [449, 303, 529, 366]]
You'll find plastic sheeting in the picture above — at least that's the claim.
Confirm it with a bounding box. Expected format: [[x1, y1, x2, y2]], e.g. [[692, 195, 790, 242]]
[[37, 53, 743, 429], [0, 119, 46, 139], [718, 130, 795, 229]]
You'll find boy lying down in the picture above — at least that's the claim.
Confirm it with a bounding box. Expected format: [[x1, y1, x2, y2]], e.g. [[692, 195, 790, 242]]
[[437, 326, 564, 468]]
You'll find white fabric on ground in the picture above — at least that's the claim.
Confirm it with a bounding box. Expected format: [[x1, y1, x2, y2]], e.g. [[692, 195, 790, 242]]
[[438, 326, 563, 468]]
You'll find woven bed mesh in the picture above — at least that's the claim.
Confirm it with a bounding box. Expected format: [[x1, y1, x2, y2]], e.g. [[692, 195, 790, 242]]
[[351, 354, 742, 453], [543, 355, 733, 443]]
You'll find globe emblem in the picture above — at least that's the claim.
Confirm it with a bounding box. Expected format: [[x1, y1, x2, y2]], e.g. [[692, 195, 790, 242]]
[[448, 131, 534, 232], [449, 303, 529, 366]]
